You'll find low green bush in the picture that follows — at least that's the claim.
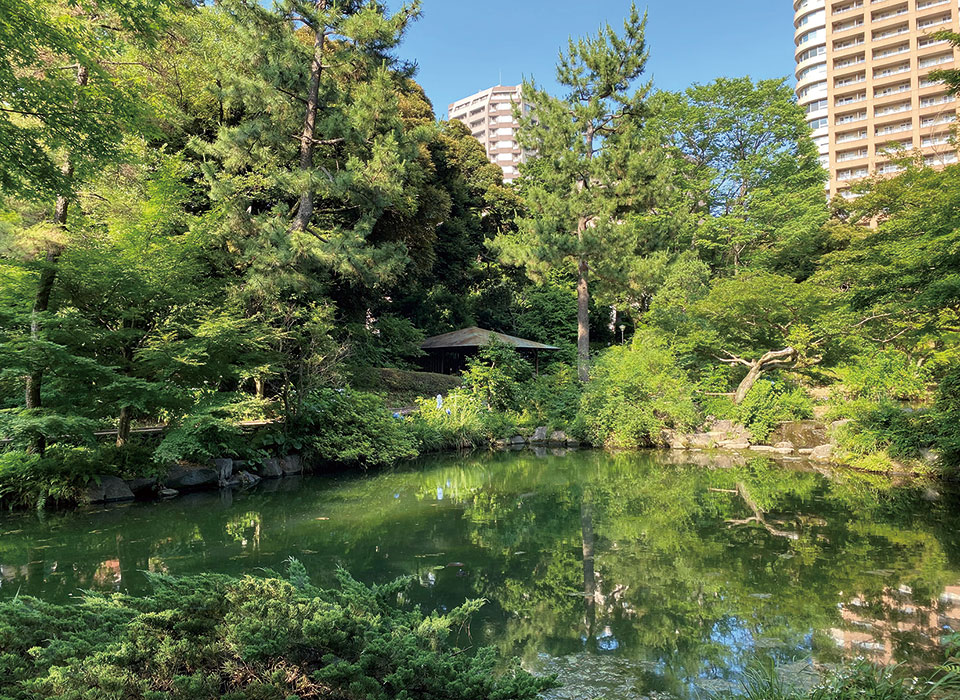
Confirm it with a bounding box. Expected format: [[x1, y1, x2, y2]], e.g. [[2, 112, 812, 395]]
[[579, 334, 699, 448], [409, 389, 517, 452], [830, 399, 936, 471], [153, 394, 264, 465], [736, 379, 814, 442], [287, 388, 419, 467], [0, 446, 107, 510], [0, 561, 557, 700]]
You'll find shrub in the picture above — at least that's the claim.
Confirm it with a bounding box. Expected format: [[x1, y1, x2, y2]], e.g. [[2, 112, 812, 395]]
[[410, 389, 516, 452], [520, 362, 582, 429], [288, 388, 419, 467], [828, 399, 937, 473], [0, 446, 107, 510], [0, 561, 557, 700], [461, 340, 533, 411], [153, 394, 264, 465], [579, 334, 699, 448], [836, 350, 931, 403], [933, 365, 960, 470], [736, 379, 813, 442]]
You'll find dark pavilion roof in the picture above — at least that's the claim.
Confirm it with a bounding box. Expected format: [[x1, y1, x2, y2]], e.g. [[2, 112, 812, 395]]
[[420, 326, 559, 351]]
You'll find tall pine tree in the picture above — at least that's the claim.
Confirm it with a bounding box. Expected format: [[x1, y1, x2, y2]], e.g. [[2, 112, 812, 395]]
[[499, 4, 665, 381]]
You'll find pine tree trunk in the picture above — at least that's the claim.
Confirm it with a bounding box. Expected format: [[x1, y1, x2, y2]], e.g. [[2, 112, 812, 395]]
[[116, 405, 131, 448], [731, 347, 798, 405], [25, 64, 87, 455], [577, 255, 590, 382], [292, 0, 327, 232]]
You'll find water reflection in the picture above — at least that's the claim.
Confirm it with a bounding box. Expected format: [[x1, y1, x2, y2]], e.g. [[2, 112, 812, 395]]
[[1, 450, 958, 699]]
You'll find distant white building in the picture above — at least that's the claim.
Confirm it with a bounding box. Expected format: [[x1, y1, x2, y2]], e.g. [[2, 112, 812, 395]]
[[448, 85, 530, 182]]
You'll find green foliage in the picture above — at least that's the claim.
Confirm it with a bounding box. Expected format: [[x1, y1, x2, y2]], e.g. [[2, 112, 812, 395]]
[[410, 390, 517, 452], [579, 334, 698, 448], [932, 364, 960, 470], [287, 389, 418, 468], [0, 446, 106, 510], [461, 341, 533, 411], [735, 379, 813, 442], [153, 394, 268, 465], [521, 363, 583, 430], [0, 562, 557, 699], [835, 350, 931, 403], [830, 400, 936, 472]]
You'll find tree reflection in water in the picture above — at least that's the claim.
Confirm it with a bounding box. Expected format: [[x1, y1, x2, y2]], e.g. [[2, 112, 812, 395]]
[[0, 450, 958, 699]]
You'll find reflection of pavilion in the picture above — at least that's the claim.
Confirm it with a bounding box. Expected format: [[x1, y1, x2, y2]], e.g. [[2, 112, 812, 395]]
[[829, 583, 960, 665]]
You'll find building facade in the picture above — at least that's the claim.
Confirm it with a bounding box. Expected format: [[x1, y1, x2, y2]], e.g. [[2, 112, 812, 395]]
[[794, 0, 960, 197], [447, 85, 528, 182]]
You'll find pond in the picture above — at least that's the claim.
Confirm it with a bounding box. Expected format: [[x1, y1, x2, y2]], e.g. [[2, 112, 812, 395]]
[[1, 449, 959, 699]]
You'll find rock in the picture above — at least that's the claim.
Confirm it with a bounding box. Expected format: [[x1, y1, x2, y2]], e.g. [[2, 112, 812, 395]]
[[125, 477, 157, 498], [772, 447, 795, 455], [281, 455, 303, 476], [159, 488, 179, 499], [549, 430, 568, 445], [686, 434, 717, 449], [210, 458, 233, 485], [749, 445, 778, 453], [257, 458, 284, 478], [494, 438, 510, 449], [663, 430, 687, 449], [163, 466, 218, 491], [774, 441, 795, 450], [719, 441, 751, 450], [810, 444, 834, 462], [530, 427, 549, 444], [226, 471, 261, 488], [510, 435, 526, 446], [798, 448, 814, 456], [767, 421, 828, 449], [85, 476, 135, 503], [921, 449, 941, 467], [566, 439, 581, 448]]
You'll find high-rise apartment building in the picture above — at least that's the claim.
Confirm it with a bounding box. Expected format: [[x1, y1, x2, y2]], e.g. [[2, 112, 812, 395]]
[[447, 85, 528, 182], [794, 0, 960, 197]]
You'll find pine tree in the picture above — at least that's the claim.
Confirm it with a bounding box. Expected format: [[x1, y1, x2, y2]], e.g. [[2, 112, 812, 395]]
[[501, 4, 665, 381]]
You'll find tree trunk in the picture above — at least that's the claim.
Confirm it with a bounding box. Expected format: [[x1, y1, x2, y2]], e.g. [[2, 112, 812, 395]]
[[731, 347, 798, 404], [577, 255, 590, 382], [25, 64, 87, 455], [116, 405, 131, 448], [291, 0, 327, 232]]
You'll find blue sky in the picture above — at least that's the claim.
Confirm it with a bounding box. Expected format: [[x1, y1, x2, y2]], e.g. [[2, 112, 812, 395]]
[[389, 1, 797, 117]]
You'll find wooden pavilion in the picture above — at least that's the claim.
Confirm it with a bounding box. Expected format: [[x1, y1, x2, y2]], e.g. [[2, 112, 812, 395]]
[[419, 326, 559, 375]]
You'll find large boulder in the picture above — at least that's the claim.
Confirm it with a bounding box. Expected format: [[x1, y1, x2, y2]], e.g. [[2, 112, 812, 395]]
[[510, 435, 526, 446], [530, 427, 549, 444], [125, 477, 157, 499], [163, 466, 218, 491], [686, 433, 718, 449], [810, 444, 834, 462], [84, 476, 135, 504], [281, 455, 303, 476], [210, 458, 233, 485], [549, 430, 568, 445], [766, 421, 828, 449], [256, 458, 284, 478]]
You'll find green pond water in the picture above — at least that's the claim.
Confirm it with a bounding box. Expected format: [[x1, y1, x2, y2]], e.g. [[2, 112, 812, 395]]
[[2, 449, 960, 699]]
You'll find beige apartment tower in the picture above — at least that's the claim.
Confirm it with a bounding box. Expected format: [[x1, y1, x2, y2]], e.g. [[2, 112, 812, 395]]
[[448, 85, 528, 182], [794, 0, 960, 197]]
